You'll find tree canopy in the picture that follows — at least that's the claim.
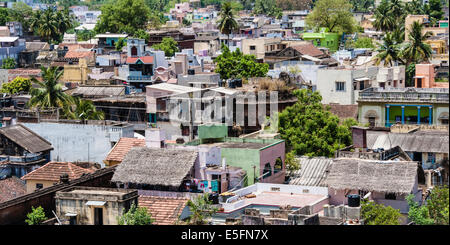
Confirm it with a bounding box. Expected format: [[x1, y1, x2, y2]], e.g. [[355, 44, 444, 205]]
[[214, 45, 269, 80], [185, 193, 218, 225], [1, 57, 16, 69], [25, 206, 48, 225], [361, 200, 401, 225], [407, 186, 449, 225], [94, 0, 151, 36], [254, 0, 283, 19], [1, 77, 32, 95], [151, 37, 179, 57], [278, 89, 356, 157], [306, 0, 356, 33], [117, 203, 154, 225]]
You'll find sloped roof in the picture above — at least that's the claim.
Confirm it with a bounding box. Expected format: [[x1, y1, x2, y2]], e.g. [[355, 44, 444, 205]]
[[326, 158, 418, 194], [0, 124, 53, 153], [21, 162, 95, 182], [0, 177, 26, 203], [71, 86, 125, 97], [64, 50, 94, 59], [370, 132, 449, 154], [289, 157, 332, 187], [111, 147, 198, 187], [138, 195, 189, 225], [291, 43, 325, 57], [126, 56, 154, 64], [104, 138, 146, 163]]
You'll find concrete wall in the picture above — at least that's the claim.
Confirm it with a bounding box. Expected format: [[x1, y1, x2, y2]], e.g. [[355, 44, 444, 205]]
[[259, 141, 285, 184], [221, 147, 260, 185], [317, 69, 354, 105], [25, 180, 55, 194], [22, 122, 134, 166]]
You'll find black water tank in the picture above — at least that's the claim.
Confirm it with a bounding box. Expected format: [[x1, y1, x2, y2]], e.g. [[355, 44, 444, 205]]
[[188, 69, 195, 75], [228, 80, 236, 89], [209, 193, 219, 204], [348, 194, 360, 207], [234, 78, 242, 87]]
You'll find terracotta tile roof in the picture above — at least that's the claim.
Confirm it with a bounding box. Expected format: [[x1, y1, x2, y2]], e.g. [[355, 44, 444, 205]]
[[126, 56, 154, 64], [21, 162, 95, 182], [292, 43, 325, 58], [0, 177, 26, 203], [104, 138, 146, 163], [58, 43, 96, 51], [64, 50, 94, 59], [138, 195, 189, 225]]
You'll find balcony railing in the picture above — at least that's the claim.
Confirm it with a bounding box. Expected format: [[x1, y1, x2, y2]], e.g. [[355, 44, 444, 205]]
[[0, 153, 44, 164], [358, 88, 449, 103], [127, 75, 152, 81]]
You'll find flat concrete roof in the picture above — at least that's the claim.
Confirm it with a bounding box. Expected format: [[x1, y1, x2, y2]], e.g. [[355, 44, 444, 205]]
[[242, 191, 326, 208]]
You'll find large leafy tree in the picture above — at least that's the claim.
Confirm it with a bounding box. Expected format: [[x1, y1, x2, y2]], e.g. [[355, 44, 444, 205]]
[[185, 194, 218, 225], [374, 33, 403, 67], [407, 186, 449, 225], [276, 0, 313, 11], [403, 21, 433, 64], [151, 37, 179, 57], [8, 2, 33, 32], [306, 0, 356, 33], [28, 66, 73, 109], [0, 8, 10, 26], [349, 0, 374, 12], [117, 203, 154, 225], [29, 8, 74, 44], [254, 0, 283, 19], [361, 200, 401, 225], [215, 45, 269, 80], [0, 77, 32, 95], [94, 0, 151, 36], [278, 89, 356, 157], [25, 206, 48, 225], [1, 57, 16, 69], [217, 1, 239, 48]]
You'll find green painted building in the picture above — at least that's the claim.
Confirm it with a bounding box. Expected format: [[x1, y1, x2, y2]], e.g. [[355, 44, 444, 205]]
[[301, 28, 340, 52]]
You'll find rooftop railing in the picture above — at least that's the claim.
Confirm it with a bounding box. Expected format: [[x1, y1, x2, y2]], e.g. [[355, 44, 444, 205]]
[[358, 87, 449, 103]]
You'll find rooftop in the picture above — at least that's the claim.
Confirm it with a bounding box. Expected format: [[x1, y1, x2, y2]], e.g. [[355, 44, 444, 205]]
[[0, 177, 26, 203], [0, 124, 53, 153], [358, 87, 449, 103], [289, 157, 332, 187], [104, 138, 146, 163], [21, 162, 95, 182], [138, 195, 189, 225]]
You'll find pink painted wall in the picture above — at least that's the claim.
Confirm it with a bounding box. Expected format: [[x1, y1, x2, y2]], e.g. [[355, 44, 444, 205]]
[[415, 64, 435, 88], [259, 141, 286, 184]]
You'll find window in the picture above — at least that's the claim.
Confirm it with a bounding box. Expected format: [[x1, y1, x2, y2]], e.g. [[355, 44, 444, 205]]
[[274, 157, 283, 174], [250, 45, 256, 50], [336, 82, 345, 91], [262, 163, 272, 179], [36, 183, 43, 190], [385, 193, 396, 200], [428, 153, 436, 164]]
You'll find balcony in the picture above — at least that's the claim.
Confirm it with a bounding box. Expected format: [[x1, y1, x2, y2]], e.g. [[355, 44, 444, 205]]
[[358, 87, 449, 103], [127, 75, 152, 82], [0, 153, 46, 164]]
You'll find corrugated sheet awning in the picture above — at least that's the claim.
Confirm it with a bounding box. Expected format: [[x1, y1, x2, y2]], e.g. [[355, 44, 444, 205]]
[[85, 201, 106, 206], [355, 77, 370, 81]]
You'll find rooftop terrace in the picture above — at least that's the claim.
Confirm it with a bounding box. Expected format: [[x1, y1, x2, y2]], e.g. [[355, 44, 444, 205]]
[[358, 87, 449, 103]]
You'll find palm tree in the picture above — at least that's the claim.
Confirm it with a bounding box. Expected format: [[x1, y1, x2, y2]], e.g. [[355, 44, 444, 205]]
[[28, 66, 72, 109], [389, 0, 405, 21], [373, 1, 395, 32], [64, 97, 104, 121], [406, 0, 425, 15], [185, 194, 218, 225], [373, 33, 403, 67], [403, 21, 433, 64], [217, 2, 239, 48], [37, 8, 59, 43]]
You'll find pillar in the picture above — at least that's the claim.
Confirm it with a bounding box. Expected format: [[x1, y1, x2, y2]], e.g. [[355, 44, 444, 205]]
[[429, 106, 432, 125], [417, 106, 421, 125], [386, 105, 390, 127], [401, 106, 405, 124]]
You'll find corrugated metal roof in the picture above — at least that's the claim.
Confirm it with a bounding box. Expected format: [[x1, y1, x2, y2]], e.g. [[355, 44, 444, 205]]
[[371, 132, 449, 153], [0, 124, 53, 153], [146, 83, 203, 94], [72, 86, 125, 97], [288, 157, 332, 187]]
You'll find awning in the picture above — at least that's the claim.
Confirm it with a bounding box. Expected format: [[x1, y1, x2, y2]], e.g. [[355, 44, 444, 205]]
[[65, 213, 78, 217], [85, 201, 106, 206], [413, 76, 425, 78], [355, 77, 370, 81]]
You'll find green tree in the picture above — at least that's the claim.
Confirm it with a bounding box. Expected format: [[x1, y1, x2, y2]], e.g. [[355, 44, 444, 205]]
[[95, 0, 151, 36], [361, 200, 401, 225], [0, 8, 10, 26], [407, 186, 449, 225], [217, 1, 239, 48], [278, 89, 355, 157], [285, 150, 300, 174], [8, 2, 33, 32], [374, 33, 403, 67], [0, 77, 32, 94], [403, 21, 433, 64], [35, 9, 60, 43], [215, 45, 269, 80], [64, 97, 104, 121], [425, 0, 444, 22], [25, 206, 48, 225], [28, 66, 73, 109], [185, 193, 218, 225], [115, 37, 127, 51], [373, 0, 395, 32], [306, 0, 356, 33], [118, 203, 154, 225], [151, 37, 179, 57], [405, 63, 416, 87], [254, 0, 283, 19], [276, 0, 313, 11], [349, 0, 374, 12], [406, 0, 425, 15], [352, 37, 375, 49], [1, 57, 16, 69]]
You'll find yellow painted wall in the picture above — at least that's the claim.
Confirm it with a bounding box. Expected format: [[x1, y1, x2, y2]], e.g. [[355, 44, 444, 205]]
[[25, 180, 56, 194]]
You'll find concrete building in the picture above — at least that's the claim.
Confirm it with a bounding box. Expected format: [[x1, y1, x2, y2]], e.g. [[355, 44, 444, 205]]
[[0, 36, 26, 67], [357, 87, 449, 127], [301, 29, 340, 52], [415, 63, 449, 88], [55, 187, 138, 225], [316, 66, 405, 105], [242, 37, 284, 61]]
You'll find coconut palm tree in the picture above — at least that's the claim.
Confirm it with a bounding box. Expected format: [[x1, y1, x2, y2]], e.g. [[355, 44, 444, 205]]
[[374, 33, 403, 67], [389, 0, 405, 21], [406, 0, 425, 15], [28, 66, 73, 109], [373, 1, 395, 32], [217, 1, 239, 48], [185, 194, 218, 225], [403, 21, 433, 64], [37, 8, 59, 43], [64, 97, 104, 121]]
